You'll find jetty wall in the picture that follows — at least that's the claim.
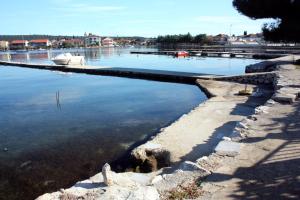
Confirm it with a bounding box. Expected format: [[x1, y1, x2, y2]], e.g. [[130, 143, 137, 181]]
[[212, 72, 277, 85]]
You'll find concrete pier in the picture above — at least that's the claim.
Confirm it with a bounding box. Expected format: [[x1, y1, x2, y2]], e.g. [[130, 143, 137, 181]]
[[0, 60, 216, 84], [130, 50, 289, 59]]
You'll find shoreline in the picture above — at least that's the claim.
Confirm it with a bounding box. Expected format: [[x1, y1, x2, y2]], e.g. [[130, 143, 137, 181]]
[[15, 55, 297, 199], [36, 77, 274, 199], [130, 79, 273, 172]]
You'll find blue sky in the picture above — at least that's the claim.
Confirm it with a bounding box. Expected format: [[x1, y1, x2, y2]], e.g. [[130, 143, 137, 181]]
[[0, 0, 272, 37]]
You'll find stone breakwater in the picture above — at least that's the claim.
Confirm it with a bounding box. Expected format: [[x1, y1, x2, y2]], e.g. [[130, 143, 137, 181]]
[[245, 55, 299, 73], [36, 55, 299, 200], [212, 72, 276, 85]]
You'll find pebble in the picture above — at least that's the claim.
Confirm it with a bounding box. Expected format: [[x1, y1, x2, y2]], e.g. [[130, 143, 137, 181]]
[[222, 136, 232, 141], [3, 148, 8, 152]]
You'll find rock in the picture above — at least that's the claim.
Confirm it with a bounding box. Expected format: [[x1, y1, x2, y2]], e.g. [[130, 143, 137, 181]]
[[247, 115, 257, 121], [265, 99, 276, 105], [255, 106, 269, 114], [222, 137, 231, 141], [179, 161, 211, 176], [215, 141, 241, 157], [123, 172, 153, 186], [36, 192, 61, 200], [230, 129, 242, 138], [102, 163, 114, 186], [196, 156, 208, 163], [43, 180, 55, 186], [3, 148, 8, 152], [237, 122, 248, 129], [272, 93, 296, 104], [140, 155, 157, 173], [126, 186, 160, 200], [102, 185, 160, 200], [251, 90, 264, 97], [276, 64, 296, 70], [151, 175, 163, 184], [20, 161, 32, 168], [131, 143, 162, 162], [131, 142, 170, 172]]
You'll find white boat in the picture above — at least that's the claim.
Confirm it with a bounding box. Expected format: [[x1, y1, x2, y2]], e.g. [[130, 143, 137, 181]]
[[51, 53, 85, 65]]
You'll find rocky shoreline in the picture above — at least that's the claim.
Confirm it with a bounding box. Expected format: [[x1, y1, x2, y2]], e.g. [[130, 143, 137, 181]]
[[37, 55, 300, 200]]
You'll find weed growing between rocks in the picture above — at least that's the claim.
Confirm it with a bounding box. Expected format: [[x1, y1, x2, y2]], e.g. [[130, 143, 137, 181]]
[[165, 181, 204, 200]]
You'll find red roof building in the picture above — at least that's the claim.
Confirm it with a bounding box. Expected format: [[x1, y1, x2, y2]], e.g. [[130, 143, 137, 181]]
[[10, 40, 29, 49], [29, 39, 51, 48], [11, 40, 28, 44]]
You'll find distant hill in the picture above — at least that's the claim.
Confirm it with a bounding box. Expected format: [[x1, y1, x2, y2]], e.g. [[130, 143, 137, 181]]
[[0, 35, 148, 41]]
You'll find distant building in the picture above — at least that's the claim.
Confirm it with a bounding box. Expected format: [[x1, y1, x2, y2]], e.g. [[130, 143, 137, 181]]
[[84, 33, 101, 47], [10, 40, 29, 50], [63, 39, 84, 47], [212, 34, 229, 45], [114, 38, 133, 46], [240, 33, 263, 43], [226, 33, 263, 47], [102, 37, 114, 47], [0, 41, 9, 50], [50, 40, 59, 48], [29, 39, 52, 49]]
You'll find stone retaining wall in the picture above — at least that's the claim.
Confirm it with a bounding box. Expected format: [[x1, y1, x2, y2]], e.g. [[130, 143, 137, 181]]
[[245, 61, 278, 73], [245, 55, 299, 73], [212, 72, 277, 85]]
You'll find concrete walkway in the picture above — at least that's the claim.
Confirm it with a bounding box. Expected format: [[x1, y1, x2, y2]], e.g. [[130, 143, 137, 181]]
[[201, 68, 300, 199], [132, 80, 272, 166]]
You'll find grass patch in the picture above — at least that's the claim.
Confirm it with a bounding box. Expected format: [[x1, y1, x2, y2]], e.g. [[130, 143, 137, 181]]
[[165, 181, 204, 200]]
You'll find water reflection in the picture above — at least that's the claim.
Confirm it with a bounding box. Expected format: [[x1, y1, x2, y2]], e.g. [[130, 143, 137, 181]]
[[0, 48, 260, 75], [55, 91, 61, 110]]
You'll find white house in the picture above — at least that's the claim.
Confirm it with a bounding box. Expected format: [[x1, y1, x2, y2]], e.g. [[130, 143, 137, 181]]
[[0, 41, 9, 50], [84, 33, 101, 47]]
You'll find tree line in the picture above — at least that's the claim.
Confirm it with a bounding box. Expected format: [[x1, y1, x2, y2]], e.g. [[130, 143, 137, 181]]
[[0, 35, 84, 42], [156, 33, 213, 44]]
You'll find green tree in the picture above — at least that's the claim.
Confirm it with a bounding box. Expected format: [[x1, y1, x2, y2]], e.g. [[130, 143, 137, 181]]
[[233, 0, 300, 42], [194, 34, 207, 44]]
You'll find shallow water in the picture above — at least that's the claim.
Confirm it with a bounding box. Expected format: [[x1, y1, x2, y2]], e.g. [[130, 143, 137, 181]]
[[0, 65, 206, 200], [0, 47, 260, 75], [0, 48, 261, 199]]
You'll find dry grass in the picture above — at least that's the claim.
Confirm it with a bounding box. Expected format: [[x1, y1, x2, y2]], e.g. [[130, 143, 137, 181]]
[[165, 181, 204, 200]]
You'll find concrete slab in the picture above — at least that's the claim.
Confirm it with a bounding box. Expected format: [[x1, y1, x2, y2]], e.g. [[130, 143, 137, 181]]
[[215, 141, 241, 157], [272, 93, 296, 104]]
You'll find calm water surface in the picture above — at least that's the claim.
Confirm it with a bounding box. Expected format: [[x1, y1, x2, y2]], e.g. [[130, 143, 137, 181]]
[[0, 65, 206, 200], [0, 48, 261, 199], [0, 47, 260, 75]]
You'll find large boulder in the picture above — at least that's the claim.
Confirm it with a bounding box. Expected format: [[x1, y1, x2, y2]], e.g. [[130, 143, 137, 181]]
[[131, 142, 170, 172]]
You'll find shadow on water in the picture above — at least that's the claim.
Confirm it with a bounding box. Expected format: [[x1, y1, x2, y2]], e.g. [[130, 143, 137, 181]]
[[205, 102, 300, 199]]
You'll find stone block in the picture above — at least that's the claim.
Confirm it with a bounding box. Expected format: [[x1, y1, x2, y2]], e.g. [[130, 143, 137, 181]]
[[179, 161, 211, 175], [272, 93, 296, 104], [215, 141, 241, 157]]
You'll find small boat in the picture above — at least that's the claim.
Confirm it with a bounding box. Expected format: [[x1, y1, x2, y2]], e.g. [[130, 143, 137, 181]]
[[175, 51, 189, 57], [221, 53, 231, 58], [51, 53, 84, 65]]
